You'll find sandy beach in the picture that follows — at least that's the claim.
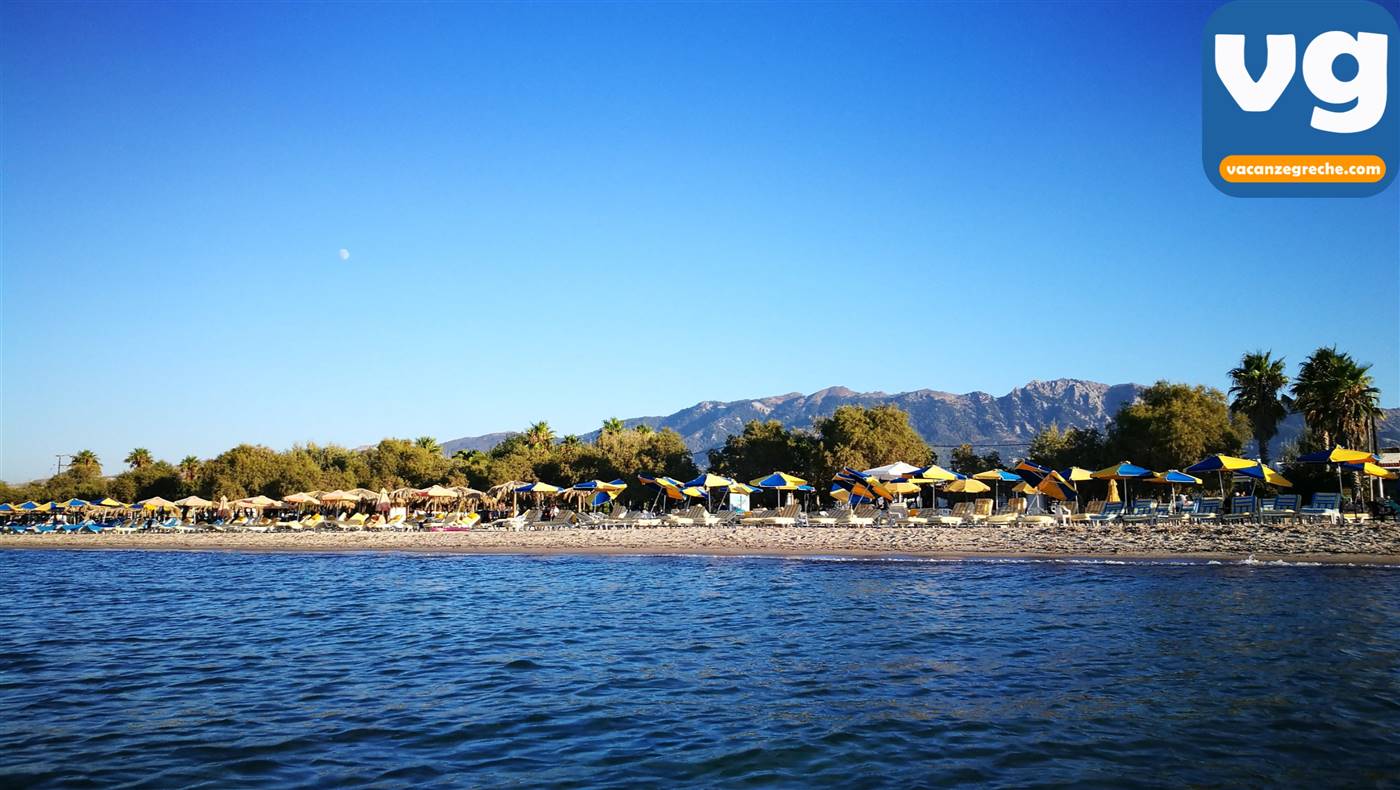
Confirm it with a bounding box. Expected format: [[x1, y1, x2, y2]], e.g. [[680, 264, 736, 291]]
[[4, 522, 1399, 564]]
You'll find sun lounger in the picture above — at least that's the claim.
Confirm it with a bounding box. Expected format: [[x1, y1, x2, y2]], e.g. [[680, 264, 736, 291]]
[[968, 499, 993, 524], [986, 498, 1028, 526], [1070, 500, 1104, 524], [938, 501, 974, 526], [758, 503, 801, 527], [1122, 500, 1159, 525], [1259, 494, 1299, 523], [663, 506, 705, 526], [1221, 496, 1257, 523], [1086, 501, 1124, 524], [1300, 493, 1342, 523]]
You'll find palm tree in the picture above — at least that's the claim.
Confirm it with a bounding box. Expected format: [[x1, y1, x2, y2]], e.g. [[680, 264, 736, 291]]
[[414, 436, 442, 455], [124, 448, 153, 469], [70, 449, 101, 475], [635, 424, 654, 436], [561, 434, 582, 448], [524, 421, 555, 448], [1227, 351, 1290, 464], [1291, 346, 1381, 449], [178, 455, 202, 482], [601, 417, 625, 435]]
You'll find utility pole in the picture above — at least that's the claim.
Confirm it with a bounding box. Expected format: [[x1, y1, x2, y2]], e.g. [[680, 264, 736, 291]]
[[55, 454, 72, 476]]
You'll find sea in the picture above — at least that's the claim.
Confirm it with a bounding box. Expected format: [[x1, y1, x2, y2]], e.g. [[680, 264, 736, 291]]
[[2, 550, 1398, 787]]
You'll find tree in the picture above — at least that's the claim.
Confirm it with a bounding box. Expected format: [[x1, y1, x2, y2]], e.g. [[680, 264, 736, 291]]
[[177, 455, 203, 483], [707, 420, 820, 485], [814, 405, 933, 484], [124, 448, 154, 469], [1228, 350, 1290, 464], [414, 436, 442, 455], [70, 450, 102, 476], [600, 418, 625, 436], [1109, 381, 1247, 471], [524, 421, 556, 448], [1291, 346, 1382, 450]]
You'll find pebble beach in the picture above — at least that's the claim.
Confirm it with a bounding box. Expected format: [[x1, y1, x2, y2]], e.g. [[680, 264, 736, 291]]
[[5, 522, 1398, 564]]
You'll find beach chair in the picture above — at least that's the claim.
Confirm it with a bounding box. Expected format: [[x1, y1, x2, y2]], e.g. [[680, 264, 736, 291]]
[[968, 499, 993, 524], [938, 501, 974, 526], [1122, 500, 1159, 525], [1260, 494, 1298, 524], [758, 503, 801, 527], [663, 505, 703, 526], [986, 498, 1028, 527], [1221, 496, 1257, 523], [1070, 500, 1104, 524], [1086, 501, 1124, 524], [1299, 492, 1341, 523]]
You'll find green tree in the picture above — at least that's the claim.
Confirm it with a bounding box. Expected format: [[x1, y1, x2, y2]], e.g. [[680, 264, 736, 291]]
[[1109, 381, 1247, 471], [178, 455, 203, 483], [414, 436, 443, 455], [1291, 346, 1382, 451], [600, 418, 625, 436], [1228, 350, 1290, 464], [124, 448, 154, 469], [70, 450, 102, 476], [707, 419, 821, 485], [524, 421, 556, 448], [814, 405, 933, 484]]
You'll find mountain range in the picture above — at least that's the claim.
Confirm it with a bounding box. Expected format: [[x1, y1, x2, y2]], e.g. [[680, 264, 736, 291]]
[[441, 378, 1400, 462]]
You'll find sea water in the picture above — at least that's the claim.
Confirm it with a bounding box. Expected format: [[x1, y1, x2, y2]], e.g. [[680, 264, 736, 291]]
[[2, 550, 1398, 787]]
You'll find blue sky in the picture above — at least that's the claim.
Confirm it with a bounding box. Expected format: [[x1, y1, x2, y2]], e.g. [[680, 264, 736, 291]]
[[3, 1, 1396, 481]]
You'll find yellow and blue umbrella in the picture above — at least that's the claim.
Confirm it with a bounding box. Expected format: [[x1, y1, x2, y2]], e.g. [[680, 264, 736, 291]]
[[0, 503, 14, 513], [1092, 462, 1153, 480], [834, 467, 894, 500], [1186, 454, 1264, 496], [17, 501, 40, 511], [750, 472, 808, 489], [1235, 462, 1292, 488], [514, 482, 561, 494], [1015, 460, 1077, 502], [1146, 470, 1202, 485], [62, 498, 89, 509], [1060, 467, 1094, 482], [1297, 446, 1379, 496], [1296, 446, 1376, 464], [1342, 461, 1397, 480], [686, 473, 736, 489]]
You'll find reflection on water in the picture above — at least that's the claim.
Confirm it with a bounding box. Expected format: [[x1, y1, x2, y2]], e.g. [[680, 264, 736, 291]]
[[1, 551, 1398, 787]]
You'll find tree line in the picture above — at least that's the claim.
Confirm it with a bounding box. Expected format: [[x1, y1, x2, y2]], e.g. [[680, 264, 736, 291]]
[[2, 345, 1386, 507]]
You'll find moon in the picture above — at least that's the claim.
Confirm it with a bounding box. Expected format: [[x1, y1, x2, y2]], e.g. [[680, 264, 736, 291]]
[[338, 248, 350, 261]]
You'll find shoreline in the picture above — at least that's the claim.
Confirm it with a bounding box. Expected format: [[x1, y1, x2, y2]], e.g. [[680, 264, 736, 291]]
[[3, 524, 1399, 566]]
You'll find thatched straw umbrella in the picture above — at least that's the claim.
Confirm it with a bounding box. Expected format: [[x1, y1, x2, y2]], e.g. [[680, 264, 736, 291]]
[[487, 481, 530, 515]]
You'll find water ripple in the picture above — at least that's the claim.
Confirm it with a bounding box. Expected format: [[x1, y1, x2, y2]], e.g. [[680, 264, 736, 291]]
[[1, 550, 1398, 787]]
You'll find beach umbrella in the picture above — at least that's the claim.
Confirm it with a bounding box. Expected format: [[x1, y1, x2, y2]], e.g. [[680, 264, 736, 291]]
[[862, 462, 922, 481], [903, 463, 958, 509], [237, 495, 277, 509], [1144, 470, 1202, 512], [638, 474, 687, 510], [61, 498, 88, 509], [139, 496, 179, 512], [1014, 460, 1077, 502], [1184, 454, 1257, 497], [945, 478, 991, 494], [1011, 481, 1038, 495], [685, 473, 738, 511], [829, 482, 871, 505], [1296, 446, 1379, 498], [514, 482, 561, 494], [1342, 461, 1398, 480], [17, 501, 41, 511], [283, 492, 319, 506], [834, 467, 894, 501], [173, 495, 213, 508], [0, 503, 14, 513], [750, 471, 808, 507], [973, 469, 1022, 509], [377, 488, 391, 512], [419, 484, 458, 500], [90, 497, 125, 508], [1060, 467, 1094, 482], [1093, 461, 1153, 506], [1236, 462, 1293, 488], [882, 479, 921, 497]]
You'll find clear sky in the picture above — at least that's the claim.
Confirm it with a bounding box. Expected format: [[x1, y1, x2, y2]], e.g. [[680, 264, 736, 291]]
[[2, 1, 1397, 481]]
